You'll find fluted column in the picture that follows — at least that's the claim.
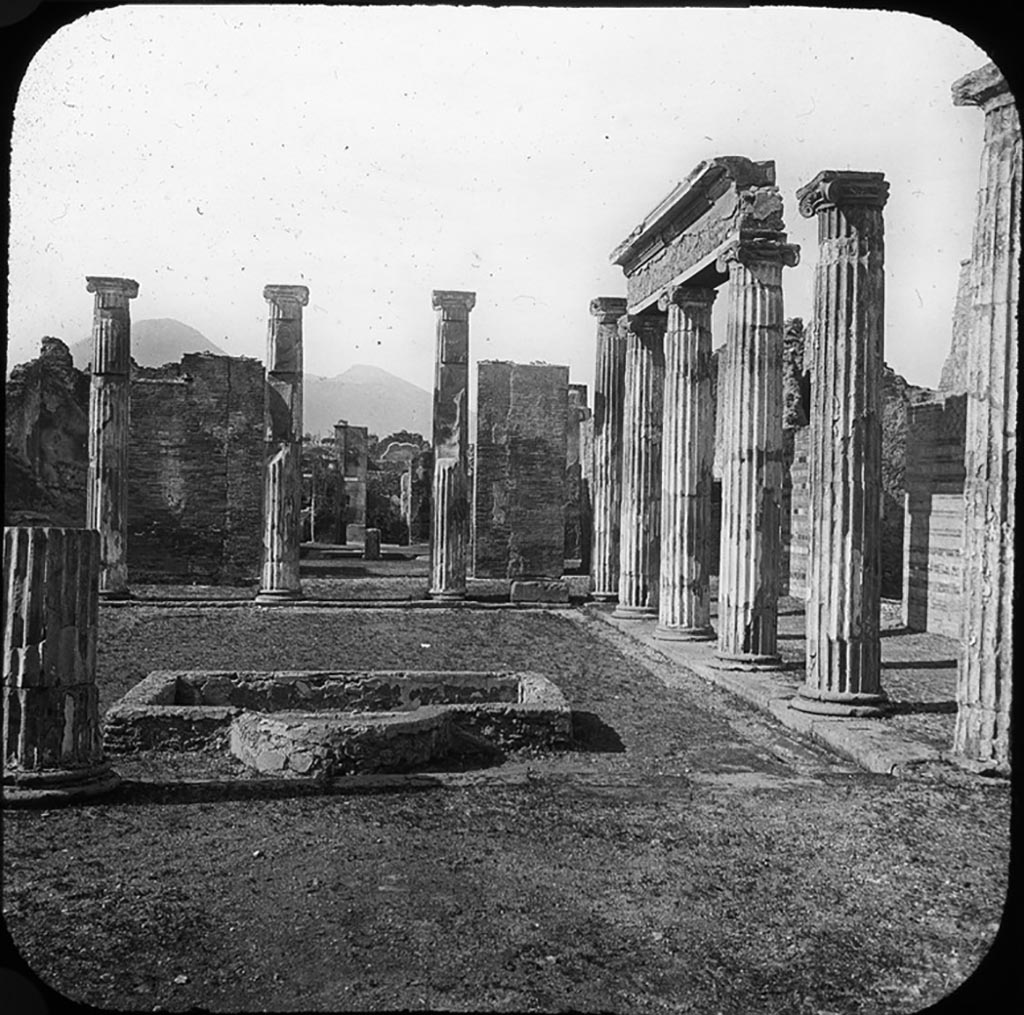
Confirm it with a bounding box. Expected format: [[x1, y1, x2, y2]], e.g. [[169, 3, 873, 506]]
[[3, 527, 119, 804], [952, 64, 1019, 771], [429, 290, 475, 599], [714, 238, 799, 667], [589, 297, 628, 600], [655, 286, 717, 640], [791, 171, 890, 715], [256, 284, 308, 603], [613, 312, 666, 619], [85, 275, 138, 599]]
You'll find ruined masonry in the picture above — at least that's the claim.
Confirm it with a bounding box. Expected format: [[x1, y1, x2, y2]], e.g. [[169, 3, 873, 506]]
[[564, 383, 592, 570], [3, 527, 120, 803], [85, 275, 138, 598], [792, 171, 890, 716], [334, 421, 369, 545], [256, 285, 308, 602], [429, 290, 475, 599], [952, 63, 1018, 771], [588, 297, 628, 601]]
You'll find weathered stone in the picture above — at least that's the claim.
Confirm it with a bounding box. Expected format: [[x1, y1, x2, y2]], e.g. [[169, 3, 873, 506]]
[[937, 259, 974, 394], [564, 383, 591, 566], [85, 276, 138, 597], [334, 421, 369, 544], [654, 286, 716, 641], [256, 285, 308, 603], [363, 527, 381, 560], [429, 458, 468, 599], [951, 63, 1018, 771], [509, 579, 570, 604], [791, 170, 890, 716], [589, 297, 628, 601], [3, 526, 119, 803], [613, 313, 665, 619]]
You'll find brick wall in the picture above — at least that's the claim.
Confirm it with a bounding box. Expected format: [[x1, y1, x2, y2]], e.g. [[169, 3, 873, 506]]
[[902, 395, 966, 636], [473, 361, 568, 578]]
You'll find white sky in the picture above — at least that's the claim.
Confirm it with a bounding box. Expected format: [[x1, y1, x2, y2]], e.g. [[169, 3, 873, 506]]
[[8, 5, 991, 397]]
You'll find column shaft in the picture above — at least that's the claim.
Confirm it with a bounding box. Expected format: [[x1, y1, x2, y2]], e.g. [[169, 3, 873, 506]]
[[257, 284, 309, 602], [589, 298, 628, 600], [655, 287, 716, 640], [614, 313, 665, 619], [85, 276, 138, 598], [429, 459, 468, 598], [952, 65, 1019, 770], [792, 171, 889, 715], [715, 241, 797, 666], [3, 527, 119, 803]]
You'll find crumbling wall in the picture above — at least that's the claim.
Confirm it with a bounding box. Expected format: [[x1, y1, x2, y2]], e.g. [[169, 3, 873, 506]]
[[473, 361, 568, 579]]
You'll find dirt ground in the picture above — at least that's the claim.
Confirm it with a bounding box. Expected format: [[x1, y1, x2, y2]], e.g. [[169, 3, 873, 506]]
[[2, 604, 1014, 1013]]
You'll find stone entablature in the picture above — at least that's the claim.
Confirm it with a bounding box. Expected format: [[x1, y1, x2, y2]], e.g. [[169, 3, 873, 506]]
[[610, 157, 786, 311]]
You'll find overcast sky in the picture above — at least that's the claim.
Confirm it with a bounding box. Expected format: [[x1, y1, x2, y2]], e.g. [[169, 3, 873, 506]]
[[8, 5, 990, 398]]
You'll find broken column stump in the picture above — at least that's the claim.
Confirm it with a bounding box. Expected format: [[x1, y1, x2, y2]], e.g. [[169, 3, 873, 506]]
[[3, 526, 120, 804], [364, 527, 381, 561]]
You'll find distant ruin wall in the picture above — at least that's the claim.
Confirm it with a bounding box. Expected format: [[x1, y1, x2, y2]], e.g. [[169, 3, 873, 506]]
[[473, 361, 568, 579], [902, 395, 966, 636]]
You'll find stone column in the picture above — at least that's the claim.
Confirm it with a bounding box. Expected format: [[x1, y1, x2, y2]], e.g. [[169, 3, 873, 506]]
[[589, 297, 628, 600], [256, 284, 309, 603], [3, 527, 119, 804], [613, 312, 666, 619], [714, 238, 799, 667], [85, 276, 138, 599], [952, 63, 1019, 771], [655, 286, 717, 640], [334, 421, 348, 545], [429, 290, 475, 599], [790, 171, 890, 715]]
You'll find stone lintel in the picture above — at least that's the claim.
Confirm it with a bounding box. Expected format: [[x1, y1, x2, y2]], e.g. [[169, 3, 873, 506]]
[[952, 62, 1013, 112], [715, 237, 800, 272], [610, 156, 777, 268], [432, 290, 477, 314], [589, 296, 627, 323], [657, 285, 718, 311], [86, 276, 139, 299], [263, 284, 310, 307], [796, 171, 890, 218]]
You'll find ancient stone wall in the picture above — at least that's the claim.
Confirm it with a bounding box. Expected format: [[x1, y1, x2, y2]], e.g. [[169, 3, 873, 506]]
[[564, 383, 590, 564], [937, 258, 973, 394], [902, 395, 967, 636], [473, 361, 569, 579]]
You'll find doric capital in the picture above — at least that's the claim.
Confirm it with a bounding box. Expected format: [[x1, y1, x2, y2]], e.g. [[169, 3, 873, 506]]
[[264, 284, 310, 307], [796, 171, 890, 218], [432, 290, 476, 313], [657, 285, 718, 312], [589, 296, 627, 323], [85, 276, 139, 298], [952, 62, 1015, 113], [716, 237, 800, 272]]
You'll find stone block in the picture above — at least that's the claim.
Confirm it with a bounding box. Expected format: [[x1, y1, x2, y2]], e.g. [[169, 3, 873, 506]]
[[510, 579, 569, 604]]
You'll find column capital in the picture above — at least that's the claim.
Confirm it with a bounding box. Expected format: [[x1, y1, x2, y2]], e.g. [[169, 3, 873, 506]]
[[952, 62, 1014, 113], [716, 237, 800, 272], [432, 290, 476, 313], [85, 276, 139, 298], [657, 285, 718, 312], [619, 311, 666, 342], [589, 296, 627, 323], [264, 284, 309, 307], [796, 171, 890, 218]]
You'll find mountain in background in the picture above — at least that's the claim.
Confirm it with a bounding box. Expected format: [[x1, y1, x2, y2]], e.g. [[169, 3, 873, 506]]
[[68, 319, 432, 439], [70, 318, 227, 368]]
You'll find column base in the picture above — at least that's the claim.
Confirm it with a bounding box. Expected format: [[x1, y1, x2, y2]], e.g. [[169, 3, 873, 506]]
[[790, 691, 889, 718], [591, 591, 618, 603], [654, 624, 715, 642], [611, 604, 657, 620], [2, 763, 121, 806], [711, 650, 784, 671], [254, 588, 304, 604], [428, 589, 466, 601]]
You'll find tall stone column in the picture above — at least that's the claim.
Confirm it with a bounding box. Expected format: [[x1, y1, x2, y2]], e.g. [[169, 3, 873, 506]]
[[429, 290, 475, 599], [655, 286, 717, 640], [3, 527, 119, 804], [256, 284, 309, 603], [333, 420, 349, 545], [85, 275, 138, 599], [589, 297, 628, 600], [714, 238, 799, 667], [951, 63, 1019, 771], [791, 171, 890, 715], [613, 311, 666, 619]]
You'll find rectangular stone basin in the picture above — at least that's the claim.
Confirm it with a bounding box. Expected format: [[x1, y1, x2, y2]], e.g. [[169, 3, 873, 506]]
[[103, 669, 572, 767]]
